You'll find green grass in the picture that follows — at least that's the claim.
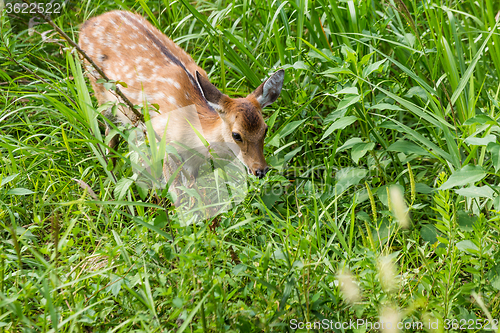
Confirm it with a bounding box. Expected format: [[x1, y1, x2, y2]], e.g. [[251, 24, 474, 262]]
[[1, 0, 500, 331]]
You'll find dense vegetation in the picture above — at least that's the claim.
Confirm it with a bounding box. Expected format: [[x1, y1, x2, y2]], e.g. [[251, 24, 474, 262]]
[[1, 0, 500, 331]]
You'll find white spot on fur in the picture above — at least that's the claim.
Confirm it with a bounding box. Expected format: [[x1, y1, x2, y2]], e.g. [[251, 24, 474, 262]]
[[154, 92, 166, 99], [167, 96, 177, 105], [208, 101, 221, 110], [158, 77, 181, 89], [81, 36, 89, 45], [86, 43, 95, 56]]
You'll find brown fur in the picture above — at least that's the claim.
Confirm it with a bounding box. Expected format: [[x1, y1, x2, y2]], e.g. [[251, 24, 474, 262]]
[[78, 10, 283, 179], [79, 11, 214, 123]]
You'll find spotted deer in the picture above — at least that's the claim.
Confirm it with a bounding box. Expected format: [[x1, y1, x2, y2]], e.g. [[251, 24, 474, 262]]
[[78, 10, 284, 187]]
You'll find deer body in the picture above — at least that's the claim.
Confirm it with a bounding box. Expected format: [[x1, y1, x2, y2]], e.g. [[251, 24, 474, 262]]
[[78, 10, 284, 184]]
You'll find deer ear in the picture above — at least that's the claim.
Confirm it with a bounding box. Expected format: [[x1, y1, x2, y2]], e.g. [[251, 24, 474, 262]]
[[196, 71, 224, 110], [252, 69, 284, 108]]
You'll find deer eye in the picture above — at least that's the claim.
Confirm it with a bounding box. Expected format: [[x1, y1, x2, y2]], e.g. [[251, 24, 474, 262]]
[[232, 132, 242, 142]]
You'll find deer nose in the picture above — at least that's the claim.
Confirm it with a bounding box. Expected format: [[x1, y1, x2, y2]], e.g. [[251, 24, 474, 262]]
[[255, 166, 269, 179]]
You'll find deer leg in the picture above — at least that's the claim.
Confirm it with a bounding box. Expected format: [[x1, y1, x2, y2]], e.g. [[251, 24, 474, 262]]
[[163, 154, 184, 207], [105, 125, 120, 167]]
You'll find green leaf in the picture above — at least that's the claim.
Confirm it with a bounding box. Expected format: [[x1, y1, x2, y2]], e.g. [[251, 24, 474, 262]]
[[321, 116, 357, 141], [338, 137, 363, 152], [153, 211, 168, 228], [405, 86, 428, 100], [369, 103, 403, 111], [324, 108, 348, 123], [107, 278, 123, 297], [265, 108, 280, 134], [387, 140, 430, 156], [359, 51, 375, 66], [0, 174, 19, 188], [415, 183, 434, 194], [114, 177, 134, 200], [457, 211, 477, 232], [492, 274, 500, 290], [463, 114, 497, 126], [341, 45, 357, 63], [487, 142, 500, 173], [261, 243, 272, 274], [320, 67, 354, 76], [272, 248, 286, 260], [450, 22, 497, 108], [464, 134, 496, 146], [278, 120, 306, 138], [223, 217, 259, 233], [362, 59, 386, 78], [420, 224, 438, 243], [177, 283, 217, 333], [172, 297, 183, 308], [335, 167, 367, 194], [456, 240, 479, 254], [357, 211, 371, 222], [232, 264, 247, 276], [292, 61, 308, 70], [284, 145, 304, 163], [279, 277, 295, 312], [335, 94, 360, 112], [351, 142, 375, 164], [439, 165, 486, 190], [136, 183, 149, 201], [490, 265, 500, 290], [333, 87, 358, 95], [6, 188, 34, 196], [404, 32, 416, 47], [455, 186, 494, 199]]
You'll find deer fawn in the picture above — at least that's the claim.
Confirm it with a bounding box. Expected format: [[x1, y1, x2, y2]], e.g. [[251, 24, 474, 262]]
[[78, 10, 284, 196]]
